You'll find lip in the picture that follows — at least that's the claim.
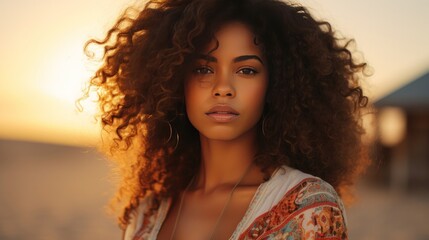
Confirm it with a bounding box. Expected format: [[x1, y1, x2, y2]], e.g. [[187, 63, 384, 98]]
[[205, 105, 240, 122]]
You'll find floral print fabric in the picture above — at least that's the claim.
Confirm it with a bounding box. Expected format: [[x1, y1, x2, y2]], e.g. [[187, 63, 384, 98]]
[[239, 178, 347, 240]]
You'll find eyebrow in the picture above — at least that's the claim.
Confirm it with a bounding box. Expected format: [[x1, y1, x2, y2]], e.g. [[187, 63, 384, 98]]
[[234, 55, 264, 64], [195, 54, 264, 65]]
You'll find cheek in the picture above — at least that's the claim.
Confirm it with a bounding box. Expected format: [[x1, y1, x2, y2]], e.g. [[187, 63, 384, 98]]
[[241, 80, 268, 113], [248, 92, 266, 120], [184, 82, 206, 118]]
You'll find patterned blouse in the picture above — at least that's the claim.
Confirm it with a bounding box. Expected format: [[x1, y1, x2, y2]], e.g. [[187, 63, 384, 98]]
[[124, 166, 348, 240]]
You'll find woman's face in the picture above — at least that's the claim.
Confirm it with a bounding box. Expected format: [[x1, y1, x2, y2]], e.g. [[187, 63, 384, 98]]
[[184, 21, 268, 141]]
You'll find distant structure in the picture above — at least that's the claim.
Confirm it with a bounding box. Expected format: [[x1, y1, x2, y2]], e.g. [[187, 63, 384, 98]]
[[373, 71, 429, 192], [375, 72, 429, 109]]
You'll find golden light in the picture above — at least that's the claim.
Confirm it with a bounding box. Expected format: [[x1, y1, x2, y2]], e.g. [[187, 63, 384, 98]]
[[38, 39, 99, 113], [0, 34, 102, 146], [378, 107, 407, 147]]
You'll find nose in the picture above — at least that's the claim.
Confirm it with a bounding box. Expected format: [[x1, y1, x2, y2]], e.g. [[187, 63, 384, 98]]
[[212, 73, 235, 98]]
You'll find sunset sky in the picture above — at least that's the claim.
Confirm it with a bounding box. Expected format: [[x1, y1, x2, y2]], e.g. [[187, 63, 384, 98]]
[[0, 0, 428, 146]]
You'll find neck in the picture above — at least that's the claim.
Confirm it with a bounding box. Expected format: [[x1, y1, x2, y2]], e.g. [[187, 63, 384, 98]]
[[194, 129, 263, 193]]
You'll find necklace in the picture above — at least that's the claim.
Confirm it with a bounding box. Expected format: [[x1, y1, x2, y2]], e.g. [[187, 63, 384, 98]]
[[169, 163, 254, 240]]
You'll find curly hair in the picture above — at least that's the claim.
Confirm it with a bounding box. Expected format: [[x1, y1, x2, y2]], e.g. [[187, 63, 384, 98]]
[[83, 0, 369, 229]]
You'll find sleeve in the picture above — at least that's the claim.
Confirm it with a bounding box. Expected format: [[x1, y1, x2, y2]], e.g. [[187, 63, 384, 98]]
[[238, 178, 348, 240], [305, 203, 348, 240], [266, 203, 348, 240]]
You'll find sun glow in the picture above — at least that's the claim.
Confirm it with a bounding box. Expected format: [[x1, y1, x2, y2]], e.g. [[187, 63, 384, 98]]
[[38, 40, 99, 113], [0, 0, 134, 146], [0, 36, 102, 146]]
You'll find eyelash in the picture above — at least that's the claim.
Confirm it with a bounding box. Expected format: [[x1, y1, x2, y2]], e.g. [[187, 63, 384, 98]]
[[193, 66, 213, 74], [192, 66, 258, 75], [237, 67, 258, 75]]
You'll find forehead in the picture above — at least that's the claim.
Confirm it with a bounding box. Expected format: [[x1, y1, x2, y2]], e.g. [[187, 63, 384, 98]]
[[201, 21, 262, 55]]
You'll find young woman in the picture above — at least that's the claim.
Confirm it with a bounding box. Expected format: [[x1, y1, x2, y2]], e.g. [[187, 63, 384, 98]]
[[84, 0, 369, 239]]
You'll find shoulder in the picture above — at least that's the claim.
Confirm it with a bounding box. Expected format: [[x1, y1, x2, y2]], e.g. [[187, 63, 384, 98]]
[[239, 168, 348, 240], [289, 177, 345, 211]]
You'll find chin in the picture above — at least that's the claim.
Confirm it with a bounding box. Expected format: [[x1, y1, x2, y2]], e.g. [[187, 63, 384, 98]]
[[198, 126, 256, 142]]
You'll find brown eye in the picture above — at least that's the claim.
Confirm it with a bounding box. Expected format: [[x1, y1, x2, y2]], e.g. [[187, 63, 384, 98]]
[[237, 67, 258, 75], [193, 66, 213, 74]]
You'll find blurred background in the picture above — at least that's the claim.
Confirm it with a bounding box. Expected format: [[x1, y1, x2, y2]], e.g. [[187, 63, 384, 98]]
[[0, 0, 428, 239]]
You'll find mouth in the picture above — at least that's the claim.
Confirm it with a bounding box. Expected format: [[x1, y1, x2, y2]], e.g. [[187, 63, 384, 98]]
[[206, 106, 240, 122]]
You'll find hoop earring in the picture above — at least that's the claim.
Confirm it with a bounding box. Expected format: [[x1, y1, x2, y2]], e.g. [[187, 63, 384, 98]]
[[167, 121, 173, 143], [167, 122, 180, 151], [173, 131, 179, 151]]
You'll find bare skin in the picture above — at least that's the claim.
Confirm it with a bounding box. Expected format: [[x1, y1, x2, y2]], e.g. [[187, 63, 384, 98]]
[[157, 164, 267, 240], [157, 22, 271, 240]]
